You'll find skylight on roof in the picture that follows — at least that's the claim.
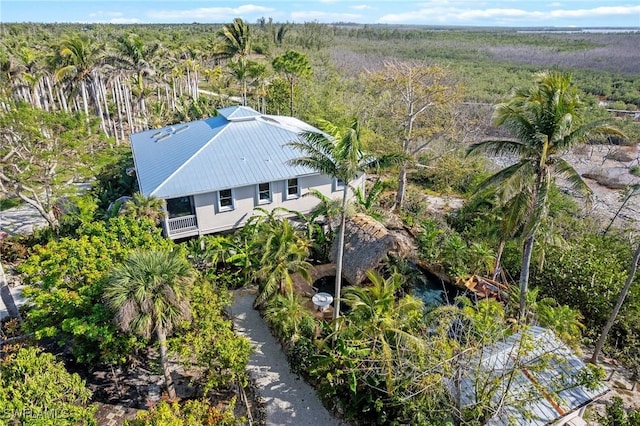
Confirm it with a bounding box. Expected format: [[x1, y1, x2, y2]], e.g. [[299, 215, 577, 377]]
[[152, 124, 190, 142]]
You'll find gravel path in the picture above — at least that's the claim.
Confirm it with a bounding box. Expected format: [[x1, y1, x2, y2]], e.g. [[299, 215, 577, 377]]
[[231, 289, 346, 426], [0, 204, 48, 235]]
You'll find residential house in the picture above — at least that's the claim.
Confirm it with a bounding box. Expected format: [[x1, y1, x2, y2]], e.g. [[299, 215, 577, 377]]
[[130, 106, 363, 239]]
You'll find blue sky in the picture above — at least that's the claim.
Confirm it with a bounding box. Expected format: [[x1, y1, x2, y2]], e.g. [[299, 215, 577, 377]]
[[1, 1, 639, 27]]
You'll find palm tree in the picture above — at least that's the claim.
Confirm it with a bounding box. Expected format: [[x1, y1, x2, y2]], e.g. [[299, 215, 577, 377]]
[[215, 18, 252, 59], [341, 269, 424, 393], [305, 188, 344, 236], [287, 119, 374, 319], [251, 215, 312, 308], [120, 192, 166, 225], [227, 57, 264, 106], [467, 70, 623, 321], [104, 249, 195, 400], [53, 33, 104, 119], [108, 32, 160, 115], [264, 292, 315, 343]]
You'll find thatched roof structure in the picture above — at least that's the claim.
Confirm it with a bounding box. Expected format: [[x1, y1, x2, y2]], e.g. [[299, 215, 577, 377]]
[[330, 213, 411, 285]]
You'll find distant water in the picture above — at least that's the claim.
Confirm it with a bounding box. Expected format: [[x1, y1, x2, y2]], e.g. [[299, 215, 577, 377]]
[[518, 28, 639, 34]]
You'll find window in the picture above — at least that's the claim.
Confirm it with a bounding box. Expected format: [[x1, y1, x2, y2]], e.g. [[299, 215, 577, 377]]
[[257, 182, 271, 204], [166, 196, 194, 218], [218, 189, 234, 211], [333, 178, 346, 192], [286, 178, 299, 199]]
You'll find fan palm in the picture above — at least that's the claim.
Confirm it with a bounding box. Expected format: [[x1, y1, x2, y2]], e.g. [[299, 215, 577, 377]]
[[120, 192, 166, 225], [287, 119, 374, 319], [468, 70, 624, 321], [104, 249, 195, 400]]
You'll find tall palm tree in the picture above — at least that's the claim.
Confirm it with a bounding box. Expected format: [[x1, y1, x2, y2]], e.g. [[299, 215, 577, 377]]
[[108, 32, 160, 115], [287, 119, 374, 319], [104, 249, 195, 400], [467, 70, 623, 321], [215, 18, 252, 59], [53, 33, 104, 119], [227, 57, 264, 106]]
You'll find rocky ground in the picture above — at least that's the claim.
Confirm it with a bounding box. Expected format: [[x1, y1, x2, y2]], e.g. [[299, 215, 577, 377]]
[[488, 143, 640, 230], [566, 143, 640, 230]]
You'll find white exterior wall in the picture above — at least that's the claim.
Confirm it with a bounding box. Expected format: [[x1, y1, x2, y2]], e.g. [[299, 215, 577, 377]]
[[166, 173, 364, 239]]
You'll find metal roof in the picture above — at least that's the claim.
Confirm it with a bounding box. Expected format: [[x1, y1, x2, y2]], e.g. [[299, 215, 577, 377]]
[[455, 326, 608, 425], [130, 106, 321, 199]]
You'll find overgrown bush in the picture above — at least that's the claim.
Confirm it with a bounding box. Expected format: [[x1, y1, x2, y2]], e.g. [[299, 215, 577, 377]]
[[126, 399, 243, 426], [173, 278, 251, 394], [19, 211, 170, 364], [412, 152, 490, 196], [599, 397, 640, 426], [0, 347, 97, 424]]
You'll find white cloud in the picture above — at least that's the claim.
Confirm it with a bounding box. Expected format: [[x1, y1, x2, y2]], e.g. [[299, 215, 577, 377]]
[[290, 11, 364, 23], [352, 5, 374, 11], [147, 4, 274, 21]]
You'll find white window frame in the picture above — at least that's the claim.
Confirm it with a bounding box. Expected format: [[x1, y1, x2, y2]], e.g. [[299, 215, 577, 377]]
[[218, 188, 235, 212], [332, 178, 346, 192], [256, 182, 272, 205], [285, 178, 300, 200]]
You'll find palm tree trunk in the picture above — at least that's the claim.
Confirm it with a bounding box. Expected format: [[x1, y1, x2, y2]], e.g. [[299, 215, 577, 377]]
[[591, 242, 640, 364], [333, 187, 349, 320], [519, 233, 535, 322], [492, 240, 506, 280], [156, 327, 177, 400], [396, 163, 408, 209], [80, 80, 90, 118], [289, 79, 294, 116]]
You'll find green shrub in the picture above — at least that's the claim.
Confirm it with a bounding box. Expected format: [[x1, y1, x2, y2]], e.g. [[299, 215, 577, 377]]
[[412, 152, 491, 196], [126, 399, 244, 426], [0, 347, 97, 425], [599, 397, 640, 426]]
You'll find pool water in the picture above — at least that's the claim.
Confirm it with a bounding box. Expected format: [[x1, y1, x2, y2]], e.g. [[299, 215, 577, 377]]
[[409, 268, 458, 308]]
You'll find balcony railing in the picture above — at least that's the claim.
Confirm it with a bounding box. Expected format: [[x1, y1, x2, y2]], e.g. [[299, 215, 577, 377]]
[[167, 215, 198, 235]]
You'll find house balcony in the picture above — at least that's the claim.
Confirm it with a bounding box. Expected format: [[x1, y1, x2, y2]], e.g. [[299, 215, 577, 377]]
[[167, 214, 198, 236]]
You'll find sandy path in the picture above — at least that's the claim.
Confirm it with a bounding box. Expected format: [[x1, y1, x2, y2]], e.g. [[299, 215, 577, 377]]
[[231, 289, 346, 426]]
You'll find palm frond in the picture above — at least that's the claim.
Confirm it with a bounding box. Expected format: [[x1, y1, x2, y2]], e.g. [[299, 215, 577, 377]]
[[549, 157, 592, 203], [467, 139, 527, 158]]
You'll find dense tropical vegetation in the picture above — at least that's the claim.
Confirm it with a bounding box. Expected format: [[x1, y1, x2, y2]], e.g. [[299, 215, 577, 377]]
[[1, 19, 639, 425]]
